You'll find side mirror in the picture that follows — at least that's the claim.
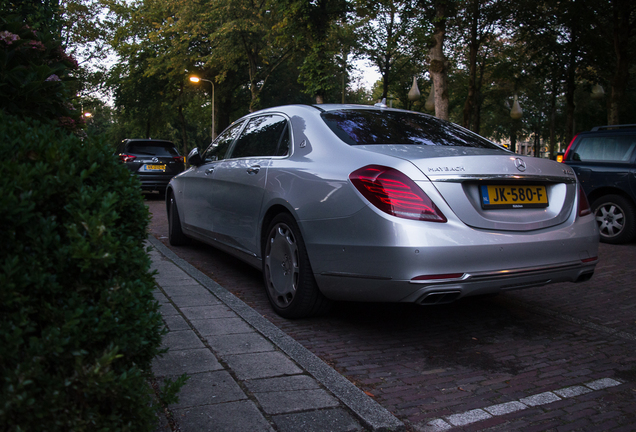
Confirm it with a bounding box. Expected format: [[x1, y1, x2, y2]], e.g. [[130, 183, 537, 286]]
[[187, 148, 203, 167]]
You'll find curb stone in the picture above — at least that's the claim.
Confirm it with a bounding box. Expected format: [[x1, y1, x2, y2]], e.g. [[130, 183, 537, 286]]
[[148, 235, 405, 432]]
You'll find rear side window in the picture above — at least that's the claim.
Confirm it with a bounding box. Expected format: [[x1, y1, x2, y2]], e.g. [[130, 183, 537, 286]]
[[127, 141, 178, 156], [321, 110, 501, 149], [572, 135, 636, 162], [230, 115, 290, 158]]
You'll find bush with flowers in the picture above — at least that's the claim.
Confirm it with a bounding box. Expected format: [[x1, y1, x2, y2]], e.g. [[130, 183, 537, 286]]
[[0, 15, 83, 133], [0, 11, 183, 432]]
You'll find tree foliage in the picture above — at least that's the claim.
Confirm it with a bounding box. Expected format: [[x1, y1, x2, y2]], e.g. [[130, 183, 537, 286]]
[[86, 0, 636, 154]]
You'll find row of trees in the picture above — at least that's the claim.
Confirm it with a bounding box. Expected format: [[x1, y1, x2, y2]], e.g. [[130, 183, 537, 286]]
[[67, 0, 635, 158]]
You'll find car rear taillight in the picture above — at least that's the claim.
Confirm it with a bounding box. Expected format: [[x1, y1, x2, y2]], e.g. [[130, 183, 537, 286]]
[[349, 165, 447, 222], [562, 133, 579, 162], [578, 184, 591, 217], [119, 154, 136, 162], [173, 156, 185, 163]]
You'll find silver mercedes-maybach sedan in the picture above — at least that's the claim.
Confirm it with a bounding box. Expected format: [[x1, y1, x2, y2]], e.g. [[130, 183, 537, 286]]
[[166, 104, 599, 318]]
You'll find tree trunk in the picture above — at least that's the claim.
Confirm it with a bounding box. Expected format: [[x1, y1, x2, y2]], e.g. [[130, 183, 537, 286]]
[[549, 80, 558, 159], [462, 0, 479, 130], [473, 53, 487, 135], [429, 1, 449, 121], [245, 39, 261, 113], [608, 0, 632, 125], [564, 24, 578, 142], [178, 104, 188, 156]]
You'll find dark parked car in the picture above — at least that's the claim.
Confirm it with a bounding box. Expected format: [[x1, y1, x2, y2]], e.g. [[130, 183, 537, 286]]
[[116, 139, 185, 195], [562, 125, 636, 244]]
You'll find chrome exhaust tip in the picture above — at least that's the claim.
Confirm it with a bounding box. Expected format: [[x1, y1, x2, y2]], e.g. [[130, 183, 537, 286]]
[[417, 290, 461, 305]]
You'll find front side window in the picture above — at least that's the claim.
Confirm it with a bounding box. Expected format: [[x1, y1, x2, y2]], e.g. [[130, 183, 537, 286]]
[[203, 121, 244, 162], [573, 135, 636, 162], [230, 115, 290, 158], [321, 110, 502, 149]]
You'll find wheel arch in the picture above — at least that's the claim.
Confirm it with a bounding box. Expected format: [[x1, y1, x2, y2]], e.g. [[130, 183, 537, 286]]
[[165, 184, 177, 215], [260, 203, 296, 256], [587, 186, 636, 209]]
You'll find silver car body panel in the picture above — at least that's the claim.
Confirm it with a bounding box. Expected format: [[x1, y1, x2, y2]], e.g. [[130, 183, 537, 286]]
[[168, 104, 599, 304]]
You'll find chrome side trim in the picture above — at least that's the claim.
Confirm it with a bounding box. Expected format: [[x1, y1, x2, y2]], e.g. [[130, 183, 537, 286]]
[[426, 174, 576, 183], [183, 223, 261, 269]]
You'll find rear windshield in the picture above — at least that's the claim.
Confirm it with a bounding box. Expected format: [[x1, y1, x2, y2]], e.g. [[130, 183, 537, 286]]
[[321, 109, 501, 149], [127, 141, 179, 156]]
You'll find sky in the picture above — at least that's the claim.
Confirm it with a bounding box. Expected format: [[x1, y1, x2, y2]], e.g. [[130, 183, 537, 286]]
[[352, 59, 382, 90]]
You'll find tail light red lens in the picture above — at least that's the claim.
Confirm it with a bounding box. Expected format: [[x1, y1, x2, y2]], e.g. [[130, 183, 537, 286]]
[[562, 133, 578, 162], [349, 165, 447, 222], [119, 154, 136, 162], [173, 156, 185, 163], [412, 273, 464, 282], [578, 184, 591, 217]]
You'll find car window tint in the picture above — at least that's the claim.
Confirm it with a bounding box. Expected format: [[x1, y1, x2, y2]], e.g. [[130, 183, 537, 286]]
[[127, 142, 178, 156], [230, 115, 289, 158], [574, 135, 636, 162], [321, 110, 501, 149], [276, 123, 291, 156], [204, 121, 244, 162]]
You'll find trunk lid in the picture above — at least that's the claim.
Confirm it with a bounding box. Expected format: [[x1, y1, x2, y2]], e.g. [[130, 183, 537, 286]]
[[357, 145, 579, 231]]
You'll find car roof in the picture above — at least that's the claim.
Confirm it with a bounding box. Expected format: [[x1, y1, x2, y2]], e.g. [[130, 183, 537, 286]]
[[590, 124, 636, 132]]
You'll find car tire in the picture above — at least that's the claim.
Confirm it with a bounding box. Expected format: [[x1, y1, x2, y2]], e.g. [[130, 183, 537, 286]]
[[591, 194, 636, 244], [263, 213, 331, 319], [168, 193, 189, 246]]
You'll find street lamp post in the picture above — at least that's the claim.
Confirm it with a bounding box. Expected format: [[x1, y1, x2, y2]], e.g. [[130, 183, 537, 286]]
[[189, 76, 215, 140]]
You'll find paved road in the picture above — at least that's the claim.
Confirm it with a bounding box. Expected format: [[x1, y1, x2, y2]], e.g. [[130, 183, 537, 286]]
[[146, 195, 636, 431]]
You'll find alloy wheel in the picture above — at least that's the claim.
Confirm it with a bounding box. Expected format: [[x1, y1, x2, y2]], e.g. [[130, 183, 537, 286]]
[[264, 223, 300, 308]]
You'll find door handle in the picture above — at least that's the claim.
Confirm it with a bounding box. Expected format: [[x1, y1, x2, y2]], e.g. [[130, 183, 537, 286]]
[[247, 165, 260, 175], [205, 167, 214, 175]]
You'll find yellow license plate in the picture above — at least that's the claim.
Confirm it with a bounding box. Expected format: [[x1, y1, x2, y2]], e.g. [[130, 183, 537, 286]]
[[480, 185, 548, 209], [145, 164, 166, 171]]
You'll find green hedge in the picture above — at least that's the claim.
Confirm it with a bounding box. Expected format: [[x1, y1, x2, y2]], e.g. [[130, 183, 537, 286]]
[[0, 114, 166, 431]]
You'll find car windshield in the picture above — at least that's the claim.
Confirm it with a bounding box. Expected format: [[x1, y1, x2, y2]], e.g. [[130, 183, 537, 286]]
[[321, 109, 502, 149], [128, 142, 178, 156]]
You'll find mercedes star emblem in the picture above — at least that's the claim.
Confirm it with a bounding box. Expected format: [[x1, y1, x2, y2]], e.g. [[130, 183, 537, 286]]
[[514, 158, 527, 172]]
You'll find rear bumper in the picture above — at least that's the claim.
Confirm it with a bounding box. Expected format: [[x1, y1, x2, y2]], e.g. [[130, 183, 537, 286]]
[[136, 174, 175, 191], [314, 256, 597, 303], [302, 204, 599, 303]]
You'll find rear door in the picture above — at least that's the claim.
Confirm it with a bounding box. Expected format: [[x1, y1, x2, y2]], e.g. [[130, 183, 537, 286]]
[[208, 114, 291, 255]]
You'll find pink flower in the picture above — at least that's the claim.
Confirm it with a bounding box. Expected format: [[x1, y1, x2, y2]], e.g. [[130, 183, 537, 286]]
[[46, 74, 61, 82], [29, 40, 46, 51], [0, 31, 20, 45], [56, 47, 79, 69]]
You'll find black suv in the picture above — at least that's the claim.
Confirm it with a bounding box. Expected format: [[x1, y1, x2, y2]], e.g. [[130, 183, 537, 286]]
[[116, 139, 185, 195], [562, 125, 636, 244]]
